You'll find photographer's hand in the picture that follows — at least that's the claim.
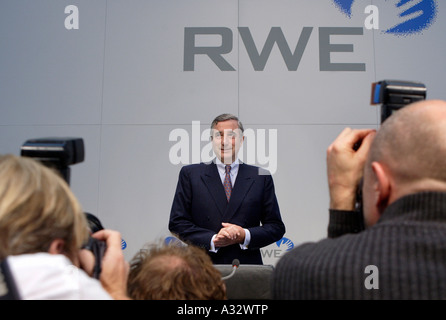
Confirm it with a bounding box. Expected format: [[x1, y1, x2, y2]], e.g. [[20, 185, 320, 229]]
[[92, 229, 130, 300], [326, 128, 376, 211]]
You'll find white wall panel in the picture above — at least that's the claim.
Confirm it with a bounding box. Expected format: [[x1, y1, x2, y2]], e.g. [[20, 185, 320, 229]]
[[238, 0, 377, 125], [0, 124, 102, 213], [102, 0, 239, 125], [0, 1, 106, 125]]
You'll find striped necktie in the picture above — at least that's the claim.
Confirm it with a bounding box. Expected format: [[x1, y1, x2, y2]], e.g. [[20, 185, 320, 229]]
[[224, 165, 232, 202]]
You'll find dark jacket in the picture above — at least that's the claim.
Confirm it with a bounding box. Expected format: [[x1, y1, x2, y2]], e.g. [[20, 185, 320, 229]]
[[273, 192, 446, 299], [169, 161, 285, 264]]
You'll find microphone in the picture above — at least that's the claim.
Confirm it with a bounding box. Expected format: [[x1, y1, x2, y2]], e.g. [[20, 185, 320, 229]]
[[221, 259, 240, 281]]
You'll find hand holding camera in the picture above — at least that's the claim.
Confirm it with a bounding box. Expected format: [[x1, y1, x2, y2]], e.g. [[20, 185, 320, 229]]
[[327, 128, 376, 211], [91, 229, 130, 300], [327, 80, 427, 213]]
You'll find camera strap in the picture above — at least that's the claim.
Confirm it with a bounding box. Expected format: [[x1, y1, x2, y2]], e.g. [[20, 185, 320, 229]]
[[0, 259, 21, 300]]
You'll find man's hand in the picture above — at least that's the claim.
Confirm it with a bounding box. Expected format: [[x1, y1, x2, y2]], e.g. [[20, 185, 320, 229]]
[[92, 229, 130, 300], [213, 223, 246, 248], [326, 128, 376, 211]]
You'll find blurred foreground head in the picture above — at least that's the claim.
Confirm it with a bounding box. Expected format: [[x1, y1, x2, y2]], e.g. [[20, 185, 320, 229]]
[[127, 242, 227, 300], [0, 154, 89, 261]]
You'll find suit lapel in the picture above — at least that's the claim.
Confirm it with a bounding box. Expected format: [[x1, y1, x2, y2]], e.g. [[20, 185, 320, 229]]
[[201, 162, 228, 216], [223, 163, 255, 221]]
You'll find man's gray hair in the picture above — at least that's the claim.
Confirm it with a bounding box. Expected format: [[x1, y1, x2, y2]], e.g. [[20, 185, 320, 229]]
[[210, 114, 244, 133]]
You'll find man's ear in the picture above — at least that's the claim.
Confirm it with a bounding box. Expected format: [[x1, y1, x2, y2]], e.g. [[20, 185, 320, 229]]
[[48, 239, 65, 255], [371, 161, 391, 213]]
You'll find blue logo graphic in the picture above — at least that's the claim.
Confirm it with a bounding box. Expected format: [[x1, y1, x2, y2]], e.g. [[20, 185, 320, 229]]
[[121, 238, 127, 250], [165, 236, 187, 247], [276, 237, 294, 252], [333, 0, 355, 17], [333, 0, 438, 35]]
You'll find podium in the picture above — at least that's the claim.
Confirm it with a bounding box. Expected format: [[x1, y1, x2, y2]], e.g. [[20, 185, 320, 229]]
[[214, 264, 274, 300]]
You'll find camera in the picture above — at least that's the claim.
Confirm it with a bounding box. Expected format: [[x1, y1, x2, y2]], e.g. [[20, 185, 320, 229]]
[[20, 137, 106, 278], [83, 212, 107, 279], [354, 81, 428, 213], [82, 236, 107, 279], [371, 80, 427, 123], [20, 137, 85, 184]]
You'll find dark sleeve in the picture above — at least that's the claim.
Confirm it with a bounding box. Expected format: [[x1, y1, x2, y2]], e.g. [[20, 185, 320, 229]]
[[327, 209, 365, 238], [168, 166, 215, 249], [248, 174, 286, 249]]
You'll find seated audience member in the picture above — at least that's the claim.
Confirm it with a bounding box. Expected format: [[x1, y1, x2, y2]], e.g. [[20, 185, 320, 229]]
[[0, 154, 129, 300], [127, 242, 226, 300], [272, 100, 446, 299]]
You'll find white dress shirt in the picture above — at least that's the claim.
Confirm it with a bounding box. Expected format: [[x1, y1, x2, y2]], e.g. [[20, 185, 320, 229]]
[[210, 158, 251, 252]]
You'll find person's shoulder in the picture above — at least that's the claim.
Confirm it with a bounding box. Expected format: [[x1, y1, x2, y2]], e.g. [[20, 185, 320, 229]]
[[7, 252, 70, 269], [240, 163, 272, 177], [278, 232, 369, 268], [183, 161, 215, 169], [7, 253, 111, 300], [180, 162, 215, 174]]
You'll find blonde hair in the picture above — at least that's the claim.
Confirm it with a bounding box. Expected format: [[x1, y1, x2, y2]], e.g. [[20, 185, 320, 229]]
[[0, 154, 89, 261]]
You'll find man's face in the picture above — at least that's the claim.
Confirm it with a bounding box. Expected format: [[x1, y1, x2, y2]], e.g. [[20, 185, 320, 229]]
[[211, 119, 244, 164]]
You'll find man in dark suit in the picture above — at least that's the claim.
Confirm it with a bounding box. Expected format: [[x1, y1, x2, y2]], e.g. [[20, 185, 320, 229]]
[[169, 114, 285, 264]]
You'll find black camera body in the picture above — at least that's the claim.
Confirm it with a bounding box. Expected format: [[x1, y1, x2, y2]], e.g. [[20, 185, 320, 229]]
[[20, 137, 106, 279], [82, 237, 107, 279], [371, 80, 427, 123], [355, 81, 428, 212], [20, 137, 84, 184]]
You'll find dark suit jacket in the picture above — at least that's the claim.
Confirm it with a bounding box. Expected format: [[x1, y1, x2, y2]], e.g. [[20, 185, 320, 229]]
[[169, 161, 285, 264]]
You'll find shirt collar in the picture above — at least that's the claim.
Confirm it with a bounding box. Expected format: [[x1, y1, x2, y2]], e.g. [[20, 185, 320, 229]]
[[215, 157, 239, 175]]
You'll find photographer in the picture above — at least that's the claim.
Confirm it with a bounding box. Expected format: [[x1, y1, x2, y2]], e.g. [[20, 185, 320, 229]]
[[0, 154, 129, 300], [272, 100, 446, 299]]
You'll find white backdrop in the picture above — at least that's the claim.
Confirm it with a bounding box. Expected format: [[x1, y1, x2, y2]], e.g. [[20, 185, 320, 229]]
[[1, 0, 445, 264]]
